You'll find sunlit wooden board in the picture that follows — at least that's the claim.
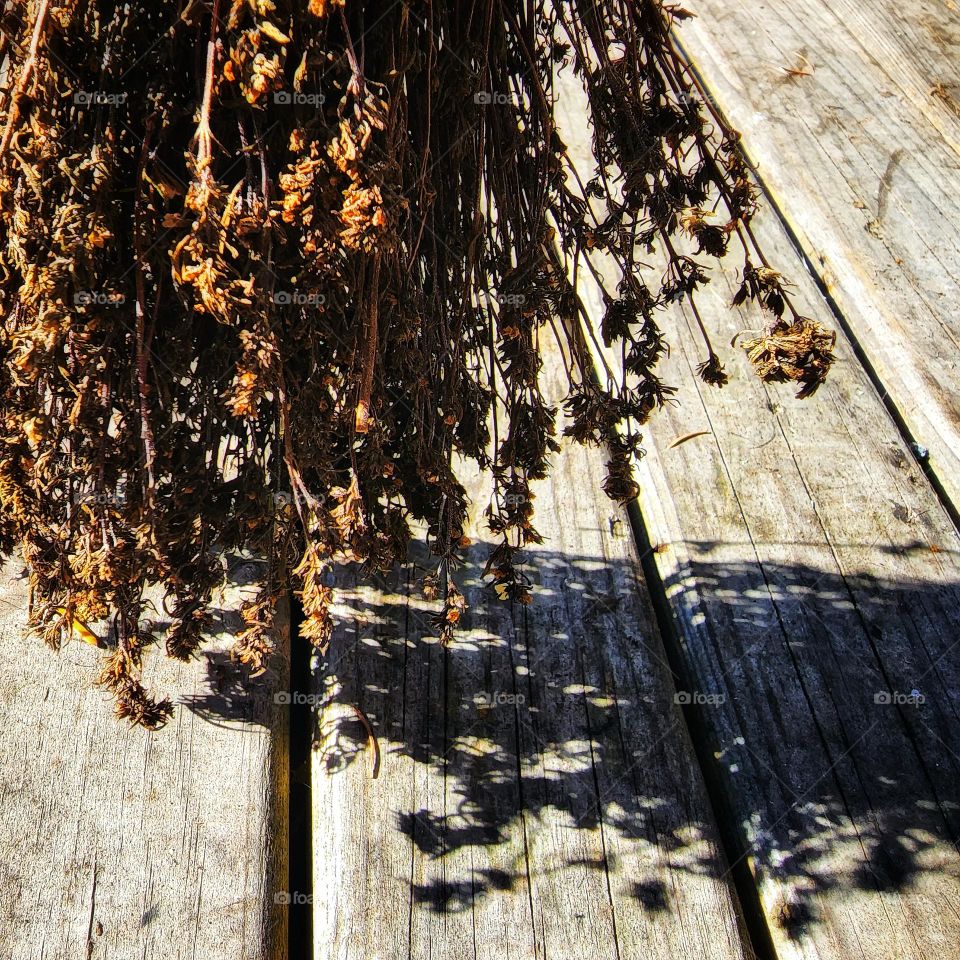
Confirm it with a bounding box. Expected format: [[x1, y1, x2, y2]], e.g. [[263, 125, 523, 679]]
[[0, 563, 289, 960]]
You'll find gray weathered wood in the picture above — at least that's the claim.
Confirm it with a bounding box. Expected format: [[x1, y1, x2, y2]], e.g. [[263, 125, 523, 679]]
[[555, 49, 960, 959], [311, 343, 752, 959], [677, 0, 960, 511], [0, 564, 288, 959], [629, 263, 960, 959]]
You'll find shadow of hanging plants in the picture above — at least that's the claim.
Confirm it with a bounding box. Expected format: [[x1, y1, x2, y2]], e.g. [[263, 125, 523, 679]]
[[311, 537, 960, 936]]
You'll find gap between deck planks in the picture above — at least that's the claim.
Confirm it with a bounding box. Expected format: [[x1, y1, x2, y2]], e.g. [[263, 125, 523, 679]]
[[677, 0, 960, 515], [554, 47, 960, 960], [310, 340, 753, 960], [0, 563, 289, 960]]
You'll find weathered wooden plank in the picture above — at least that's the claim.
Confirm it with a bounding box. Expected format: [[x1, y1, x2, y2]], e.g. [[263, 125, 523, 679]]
[[676, 0, 960, 511], [555, 44, 960, 951], [313, 569, 423, 960], [514, 422, 751, 960], [311, 348, 751, 959], [565, 187, 960, 960], [0, 563, 288, 960]]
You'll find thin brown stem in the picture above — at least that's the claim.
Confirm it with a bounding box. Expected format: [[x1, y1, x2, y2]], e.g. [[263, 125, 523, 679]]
[[0, 0, 50, 160]]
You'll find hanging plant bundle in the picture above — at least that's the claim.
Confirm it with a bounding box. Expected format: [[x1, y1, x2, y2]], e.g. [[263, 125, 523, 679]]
[[0, 0, 835, 727]]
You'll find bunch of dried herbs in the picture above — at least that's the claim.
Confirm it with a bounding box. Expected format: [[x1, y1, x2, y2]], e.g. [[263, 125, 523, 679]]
[[0, 0, 834, 726]]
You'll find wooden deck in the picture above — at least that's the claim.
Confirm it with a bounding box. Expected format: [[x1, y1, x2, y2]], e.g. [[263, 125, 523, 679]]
[[0, 569, 289, 959], [1, 2, 959, 958], [312, 350, 750, 960]]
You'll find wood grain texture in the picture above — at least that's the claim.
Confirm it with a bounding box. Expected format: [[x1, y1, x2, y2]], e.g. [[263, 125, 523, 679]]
[[311, 346, 751, 960], [554, 50, 960, 959], [0, 561, 289, 960], [676, 0, 960, 511], [629, 269, 960, 960]]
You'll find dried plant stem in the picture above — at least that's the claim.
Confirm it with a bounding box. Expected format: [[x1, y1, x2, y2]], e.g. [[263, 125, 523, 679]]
[[134, 120, 158, 512], [355, 251, 380, 434], [193, 0, 222, 173], [0, 0, 50, 160]]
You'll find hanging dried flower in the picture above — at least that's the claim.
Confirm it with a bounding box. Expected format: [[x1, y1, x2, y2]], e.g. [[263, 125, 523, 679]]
[[0, 0, 832, 725]]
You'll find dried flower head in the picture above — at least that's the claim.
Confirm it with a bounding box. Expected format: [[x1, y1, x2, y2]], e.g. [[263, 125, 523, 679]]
[[743, 319, 837, 398]]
